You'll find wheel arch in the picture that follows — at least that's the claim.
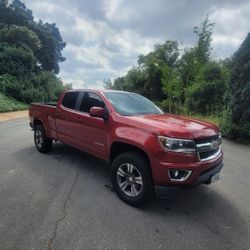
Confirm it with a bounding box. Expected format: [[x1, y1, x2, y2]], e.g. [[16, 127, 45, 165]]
[[33, 118, 43, 128], [109, 141, 152, 176]]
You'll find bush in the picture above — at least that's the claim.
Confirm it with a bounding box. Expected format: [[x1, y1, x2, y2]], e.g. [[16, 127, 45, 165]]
[[220, 109, 250, 143], [0, 92, 27, 112], [221, 34, 250, 142], [159, 99, 183, 114], [0, 72, 68, 104], [0, 74, 23, 99], [185, 63, 228, 115]]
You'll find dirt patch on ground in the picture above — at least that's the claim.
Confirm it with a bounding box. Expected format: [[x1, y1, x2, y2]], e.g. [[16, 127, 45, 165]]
[[0, 110, 28, 122]]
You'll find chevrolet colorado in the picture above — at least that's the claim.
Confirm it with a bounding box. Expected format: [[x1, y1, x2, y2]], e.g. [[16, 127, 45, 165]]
[[29, 89, 223, 206]]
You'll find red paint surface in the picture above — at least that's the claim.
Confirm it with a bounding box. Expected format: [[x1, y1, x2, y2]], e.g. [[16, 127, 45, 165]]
[[29, 90, 223, 186]]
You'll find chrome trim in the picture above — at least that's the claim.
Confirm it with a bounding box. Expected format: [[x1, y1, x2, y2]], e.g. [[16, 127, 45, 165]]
[[94, 141, 104, 147], [196, 138, 222, 152], [168, 170, 192, 182], [196, 142, 214, 152], [158, 134, 222, 162], [198, 147, 222, 162]]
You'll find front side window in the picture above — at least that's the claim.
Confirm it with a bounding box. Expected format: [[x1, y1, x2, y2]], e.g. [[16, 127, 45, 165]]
[[62, 92, 79, 109], [79, 92, 105, 113]]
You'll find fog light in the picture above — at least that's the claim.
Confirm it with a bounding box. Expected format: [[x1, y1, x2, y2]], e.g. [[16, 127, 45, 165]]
[[168, 170, 192, 182]]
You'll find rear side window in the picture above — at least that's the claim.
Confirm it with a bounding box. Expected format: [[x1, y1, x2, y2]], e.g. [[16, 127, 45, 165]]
[[62, 92, 79, 109], [79, 92, 105, 113]]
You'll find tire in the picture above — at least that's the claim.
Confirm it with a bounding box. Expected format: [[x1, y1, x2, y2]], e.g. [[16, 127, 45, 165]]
[[34, 124, 52, 153], [111, 152, 153, 206]]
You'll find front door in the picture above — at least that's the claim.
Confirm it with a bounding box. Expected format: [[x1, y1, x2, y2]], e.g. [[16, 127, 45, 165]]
[[73, 92, 109, 159]]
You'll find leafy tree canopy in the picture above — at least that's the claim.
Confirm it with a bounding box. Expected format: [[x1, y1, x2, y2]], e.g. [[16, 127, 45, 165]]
[[221, 33, 250, 141], [0, 0, 66, 73], [0, 0, 69, 104]]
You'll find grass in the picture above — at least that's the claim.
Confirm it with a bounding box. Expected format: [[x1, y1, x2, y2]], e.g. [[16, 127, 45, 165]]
[[0, 93, 28, 113]]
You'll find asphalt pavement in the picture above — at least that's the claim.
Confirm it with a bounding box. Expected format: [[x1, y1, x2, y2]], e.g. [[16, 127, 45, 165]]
[[0, 118, 249, 250]]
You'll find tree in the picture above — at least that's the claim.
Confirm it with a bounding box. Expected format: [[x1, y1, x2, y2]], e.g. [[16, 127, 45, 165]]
[[221, 33, 250, 142], [161, 66, 183, 113], [0, 0, 8, 8], [0, 0, 69, 104], [0, 0, 66, 73], [112, 76, 126, 90], [138, 40, 179, 101], [179, 16, 215, 87], [32, 21, 66, 73], [0, 43, 35, 76], [0, 25, 41, 52], [193, 16, 214, 64], [0, 0, 33, 27], [103, 78, 112, 89], [185, 63, 228, 115]]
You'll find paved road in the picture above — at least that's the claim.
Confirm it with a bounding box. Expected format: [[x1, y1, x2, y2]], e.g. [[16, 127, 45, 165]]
[[0, 118, 249, 250]]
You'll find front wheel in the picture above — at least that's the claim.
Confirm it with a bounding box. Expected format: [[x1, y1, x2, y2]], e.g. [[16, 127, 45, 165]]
[[111, 152, 153, 206], [34, 124, 52, 153]]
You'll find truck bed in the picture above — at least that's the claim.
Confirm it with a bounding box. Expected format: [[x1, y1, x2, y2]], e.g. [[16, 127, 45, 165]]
[[29, 103, 57, 139]]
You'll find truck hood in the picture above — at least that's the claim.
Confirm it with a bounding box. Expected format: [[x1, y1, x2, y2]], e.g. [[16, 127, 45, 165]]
[[129, 114, 219, 139]]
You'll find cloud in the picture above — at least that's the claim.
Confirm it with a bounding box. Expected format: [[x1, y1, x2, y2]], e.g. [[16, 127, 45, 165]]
[[22, 0, 250, 89]]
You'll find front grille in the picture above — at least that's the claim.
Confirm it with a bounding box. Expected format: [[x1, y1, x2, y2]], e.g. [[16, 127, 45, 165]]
[[199, 148, 219, 160], [195, 134, 221, 161], [194, 134, 219, 144]]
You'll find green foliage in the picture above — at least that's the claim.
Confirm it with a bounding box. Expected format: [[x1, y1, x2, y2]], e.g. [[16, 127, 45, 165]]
[[188, 114, 220, 127], [185, 63, 228, 115], [179, 48, 201, 87], [0, 25, 40, 51], [110, 16, 250, 142], [0, 0, 8, 8], [193, 16, 214, 64], [111, 67, 147, 95], [32, 21, 66, 73], [103, 78, 112, 89], [179, 17, 215, 87], [0, 0, 69, 105], [0, 0, 33, 27], [0, 0, 66, 73], [111, 17, 225, 116], [0, 74, 21, 99], [161, 66, 183, 113], [110, 40, 179, 101], [0, 72, 66, 103], [221, 33, 250, 142], [0, 43, 35, 75], [0, 92, 27, 112], [138, 40, 179, 101]]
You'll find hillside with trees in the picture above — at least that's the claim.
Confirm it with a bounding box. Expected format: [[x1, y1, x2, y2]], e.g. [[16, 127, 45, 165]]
[[0, 0, 70, 111], [107, 17, 250, 142]]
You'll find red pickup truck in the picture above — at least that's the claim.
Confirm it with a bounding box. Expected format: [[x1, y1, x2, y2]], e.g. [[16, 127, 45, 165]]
[[29, 89, 223, 206]]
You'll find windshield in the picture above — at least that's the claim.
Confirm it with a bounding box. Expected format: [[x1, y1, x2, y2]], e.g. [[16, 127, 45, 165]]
[[104, 92, 164, 116]]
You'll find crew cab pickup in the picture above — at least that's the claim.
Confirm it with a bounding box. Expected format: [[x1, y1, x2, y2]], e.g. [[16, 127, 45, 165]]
[[29, 89, 223, 206]]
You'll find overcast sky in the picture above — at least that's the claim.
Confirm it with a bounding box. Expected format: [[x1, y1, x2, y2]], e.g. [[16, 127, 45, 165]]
[[22, 0, 250, 89]]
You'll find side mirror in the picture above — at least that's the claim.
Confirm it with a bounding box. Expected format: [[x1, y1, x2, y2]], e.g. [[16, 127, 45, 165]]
[[89, 107, 108, 120]]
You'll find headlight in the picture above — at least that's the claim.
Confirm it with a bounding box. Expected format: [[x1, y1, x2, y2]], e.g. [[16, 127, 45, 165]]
[[158, 136, 196, 153]]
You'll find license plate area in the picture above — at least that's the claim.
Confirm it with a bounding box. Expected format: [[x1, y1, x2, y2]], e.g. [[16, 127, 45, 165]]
[[211, 172, 220, 183]]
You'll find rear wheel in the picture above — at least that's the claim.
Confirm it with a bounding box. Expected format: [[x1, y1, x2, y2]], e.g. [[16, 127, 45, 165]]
[[111, 152, 153, 206], [34, 124, 52, 153]]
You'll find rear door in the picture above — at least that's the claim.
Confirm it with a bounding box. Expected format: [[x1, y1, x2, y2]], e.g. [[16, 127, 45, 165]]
[[73, 92, 109, 159], [55, 91, 81, 147]]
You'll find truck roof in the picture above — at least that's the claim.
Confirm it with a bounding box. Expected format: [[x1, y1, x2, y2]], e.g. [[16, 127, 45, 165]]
[[64, 89, 133, 95]]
